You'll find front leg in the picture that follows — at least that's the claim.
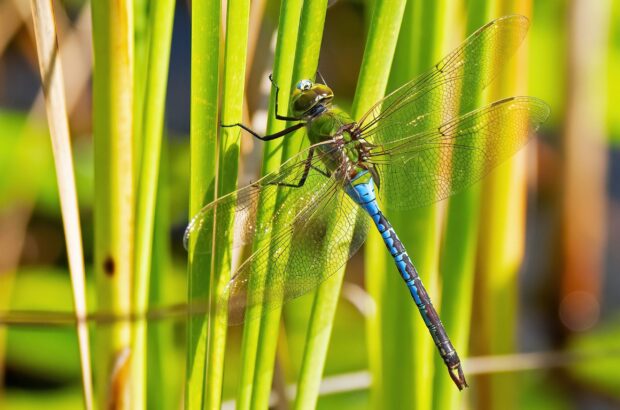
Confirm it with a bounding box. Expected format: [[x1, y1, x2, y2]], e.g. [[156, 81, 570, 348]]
[[221, 121, 305, 141], [269, 74, 303, 122]]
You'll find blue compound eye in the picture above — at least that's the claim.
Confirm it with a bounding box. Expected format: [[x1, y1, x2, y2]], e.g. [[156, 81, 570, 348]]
[[296, 79, 313, 91]]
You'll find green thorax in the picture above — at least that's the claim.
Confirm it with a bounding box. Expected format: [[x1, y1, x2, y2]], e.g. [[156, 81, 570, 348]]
[[305, 107, 365, 174], [305, 107, 353, 144]]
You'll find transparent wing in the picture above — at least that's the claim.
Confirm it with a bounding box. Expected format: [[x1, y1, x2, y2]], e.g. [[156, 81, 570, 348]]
[[367, 97, 550, 210], [357, 15, 530, 145], [184, 144, 335, 254], [223, 185, 368, 324], [184, 142, 369, 325]]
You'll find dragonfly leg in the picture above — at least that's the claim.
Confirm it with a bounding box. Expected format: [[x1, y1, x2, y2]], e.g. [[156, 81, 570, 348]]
[[221, 121, 305, 141], [270, 147, 331, 188], [269, 74, 303, 121]]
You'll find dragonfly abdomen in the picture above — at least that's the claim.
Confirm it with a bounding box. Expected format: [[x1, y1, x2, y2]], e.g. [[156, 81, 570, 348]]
[[345, 170, 468, 390]]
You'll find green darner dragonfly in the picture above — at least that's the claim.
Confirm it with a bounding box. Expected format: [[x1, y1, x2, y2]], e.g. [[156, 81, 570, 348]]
[[184, 15, 550, 390]]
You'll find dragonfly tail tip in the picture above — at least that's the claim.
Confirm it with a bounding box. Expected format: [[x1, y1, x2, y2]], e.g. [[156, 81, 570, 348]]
[[449, 364, 468, 391]]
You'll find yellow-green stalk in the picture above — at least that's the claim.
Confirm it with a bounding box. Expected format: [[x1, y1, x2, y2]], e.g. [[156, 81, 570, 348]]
[[473, 1, 531, 409], [372, 1, 447, 409], [91, 0, 135, 407], [203, 1, 251, 409], [293, 2, 407, 409], [186, 0, 220, 408], [131, 0, 175, 407], [249, 1, 330, 409], [431, 0, 490, 407], [235, 2, 304, 408]]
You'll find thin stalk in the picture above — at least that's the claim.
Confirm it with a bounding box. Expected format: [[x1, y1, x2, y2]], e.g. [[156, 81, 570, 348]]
[[202, 1, 251, 409], [132, 0, 150, 178], [472, 1, 534, 409], [147, 140, 177, 409], [250, 1, 330, 409], [91, 0, 135, 407], [131, 0, 175, 407], [186, 0, 220, 407], [293, 2, 407, 409], [235, 1, 304, 409], [370, 1, 446, 409], [29, 3, 93, 408], [430, 0, 489, 408]]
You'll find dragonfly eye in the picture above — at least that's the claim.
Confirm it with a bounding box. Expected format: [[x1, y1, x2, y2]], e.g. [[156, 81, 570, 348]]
[[296, 79, 313, 91]]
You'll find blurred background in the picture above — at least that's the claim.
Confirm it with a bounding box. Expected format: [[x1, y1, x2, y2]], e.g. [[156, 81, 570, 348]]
[[0, 0, 618, 409]]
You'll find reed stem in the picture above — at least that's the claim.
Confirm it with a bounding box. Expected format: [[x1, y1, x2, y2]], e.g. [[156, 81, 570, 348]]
[[91, 0, 135, 406], [30, 0, 93, 407], [131, 0, 175, 406], [293, 1, 406, 409], [186, 0, 220, 408]]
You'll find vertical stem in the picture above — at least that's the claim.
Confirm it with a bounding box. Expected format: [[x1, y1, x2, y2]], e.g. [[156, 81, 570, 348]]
[[474, 1, 534, 409], [132, 0, 175, 407], [371, 1, 446, 409], [249, 2, 330, 409], [147, 140, 177, 409], [29, 0, 93, 408], [186, 0, 220, 408], [91, 0, 135, 407], [133, 0, 150, 178], [236, 1, 304, 409], [202, 1, 251, 409], [431, 0, 495, 408], [293, 1, 406, 409]]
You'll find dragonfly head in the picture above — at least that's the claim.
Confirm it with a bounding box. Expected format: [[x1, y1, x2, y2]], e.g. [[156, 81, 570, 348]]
[[290, 79, 334, 118]]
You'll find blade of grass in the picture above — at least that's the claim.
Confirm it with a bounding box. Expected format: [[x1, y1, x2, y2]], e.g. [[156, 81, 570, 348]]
[[235, 1, 304, 409], [293, 2, 407, 409], [30, 1, 92, 408], [472, 1, 534, 409], [133, 0, 150, 178], [369, 1, 447, 409], [186, 0, 221, 407], [202, 1, 251, 409], [131, 0, 175, 407], [91, 0, 135, 406], [146, 140, 179, 409], [249, 1, 331, 408], [431, 1, 490, 407]]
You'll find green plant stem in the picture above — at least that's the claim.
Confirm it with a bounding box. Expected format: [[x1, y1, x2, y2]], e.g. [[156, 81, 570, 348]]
[[235, 1, 304, 409], [473, 1, 531, 409], [146, 140, 176, 409], [247, 2, 330, 409], [202, 1, 251, 409], [368, 2, 446, 409], [431, 1, 489, 408], [293, 2, 406, 410], [132, 0, 150, 178], [131, 0, 175, 407], [91, 0, 135, 407], [186, 0, 220, 408]]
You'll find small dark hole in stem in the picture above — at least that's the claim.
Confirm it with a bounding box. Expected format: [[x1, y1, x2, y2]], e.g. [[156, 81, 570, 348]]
[[103, 256, 115, 276]]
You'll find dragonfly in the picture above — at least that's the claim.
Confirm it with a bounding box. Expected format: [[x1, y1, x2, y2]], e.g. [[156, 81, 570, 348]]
[[184, 15, 550, 390]]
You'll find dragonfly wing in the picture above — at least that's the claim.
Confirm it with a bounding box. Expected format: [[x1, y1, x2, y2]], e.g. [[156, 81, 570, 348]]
[[368, 97, 550, 210], [184, 144, 334, 255], [223, 183, 369, 324], [357, 15, 530, 145]]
